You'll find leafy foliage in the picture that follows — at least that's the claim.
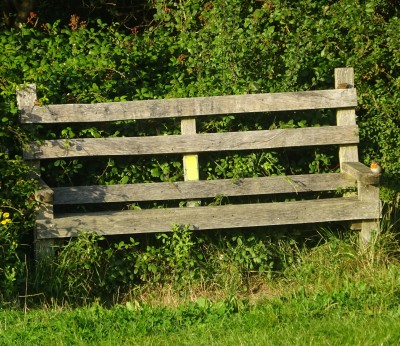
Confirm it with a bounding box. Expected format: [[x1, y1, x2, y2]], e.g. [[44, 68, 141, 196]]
[[0, 154, 36, 302], [0, 0, 399, 303], [36, 227, 282, 304]]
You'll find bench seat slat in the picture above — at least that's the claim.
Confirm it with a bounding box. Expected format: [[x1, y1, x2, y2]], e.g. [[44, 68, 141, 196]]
[[36, 198, 379, 239], [21, 89, 357, 124], [53, 173, 356, 205], [25, 126, 359, 159]]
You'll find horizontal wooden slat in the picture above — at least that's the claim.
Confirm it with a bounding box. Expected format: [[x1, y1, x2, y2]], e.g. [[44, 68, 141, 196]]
[[36, 198, 378, 239], [20, 89, 357, 124], [53, 173, 356, 205], [24, 125, 359, 159]]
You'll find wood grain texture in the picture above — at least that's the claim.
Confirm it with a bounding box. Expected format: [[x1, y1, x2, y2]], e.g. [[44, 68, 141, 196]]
[[18, 73, 382, 250], [334, 68, 381, 245], [20, 89, 358, 124], [335, 68, 359, 167], [24, 125, 359, 159], [53, 173, 356, 205], [35, 189, 54, 220], [357, 175, 381, 246], [344, 158, 381, 243], [36, 198, 378, 239], [28, 172, 55, 220], [16, 84, 37, 109], [342, 162, 380, 185]]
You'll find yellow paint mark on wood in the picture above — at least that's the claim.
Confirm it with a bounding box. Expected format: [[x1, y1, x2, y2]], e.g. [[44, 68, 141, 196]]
[[184, 154, 199, 181]]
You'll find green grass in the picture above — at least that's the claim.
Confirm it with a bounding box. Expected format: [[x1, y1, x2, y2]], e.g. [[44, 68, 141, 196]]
[[1, 293, 400, 345], [2, 231, 400, 345]]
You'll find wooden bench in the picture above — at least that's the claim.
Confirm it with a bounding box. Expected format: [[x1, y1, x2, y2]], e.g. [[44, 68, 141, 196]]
[[17, 68, 381, 259]]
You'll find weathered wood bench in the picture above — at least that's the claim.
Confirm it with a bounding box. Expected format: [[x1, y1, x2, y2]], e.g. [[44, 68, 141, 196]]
[[18, 68, 381, 259]]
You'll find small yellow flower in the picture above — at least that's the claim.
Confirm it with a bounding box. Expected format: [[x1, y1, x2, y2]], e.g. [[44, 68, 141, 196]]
[[1, 219, 11, 225], [3, 212, 10, 218]]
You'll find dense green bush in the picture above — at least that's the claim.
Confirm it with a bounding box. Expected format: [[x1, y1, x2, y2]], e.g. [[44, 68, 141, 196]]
[[34, 227, 282, 305], [0, 0, 399, 304], [0, 154, 36, 302]]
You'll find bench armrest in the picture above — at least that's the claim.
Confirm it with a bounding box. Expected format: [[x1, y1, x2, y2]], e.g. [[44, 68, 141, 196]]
[[35, 184, 54, 204], [29, 172, 54, 203], [29, 172, 54, 220], [342, 162, 380, 185]]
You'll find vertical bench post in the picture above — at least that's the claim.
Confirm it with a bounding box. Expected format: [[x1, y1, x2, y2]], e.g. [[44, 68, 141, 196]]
[[181, 118, 200, 208], [334, 68, 358, 166], [17, 84, 56, 262], [335, 68, 380, 248]]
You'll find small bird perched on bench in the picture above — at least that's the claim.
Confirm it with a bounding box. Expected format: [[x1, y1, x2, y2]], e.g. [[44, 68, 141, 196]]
[[370, 160, 382, 174]]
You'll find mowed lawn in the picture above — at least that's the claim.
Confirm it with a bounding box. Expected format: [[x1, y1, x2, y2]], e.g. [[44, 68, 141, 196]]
[[1, 291, 400, 346]]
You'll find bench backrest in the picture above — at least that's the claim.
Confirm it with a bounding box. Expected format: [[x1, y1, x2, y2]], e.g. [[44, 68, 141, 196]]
[[17, 67, 377, 238]]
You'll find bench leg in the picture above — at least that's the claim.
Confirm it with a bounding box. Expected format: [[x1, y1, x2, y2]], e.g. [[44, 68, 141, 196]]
[[357, 180, 381, 252], [34, 239, 57, 263], [360, 220, 380, 251]]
